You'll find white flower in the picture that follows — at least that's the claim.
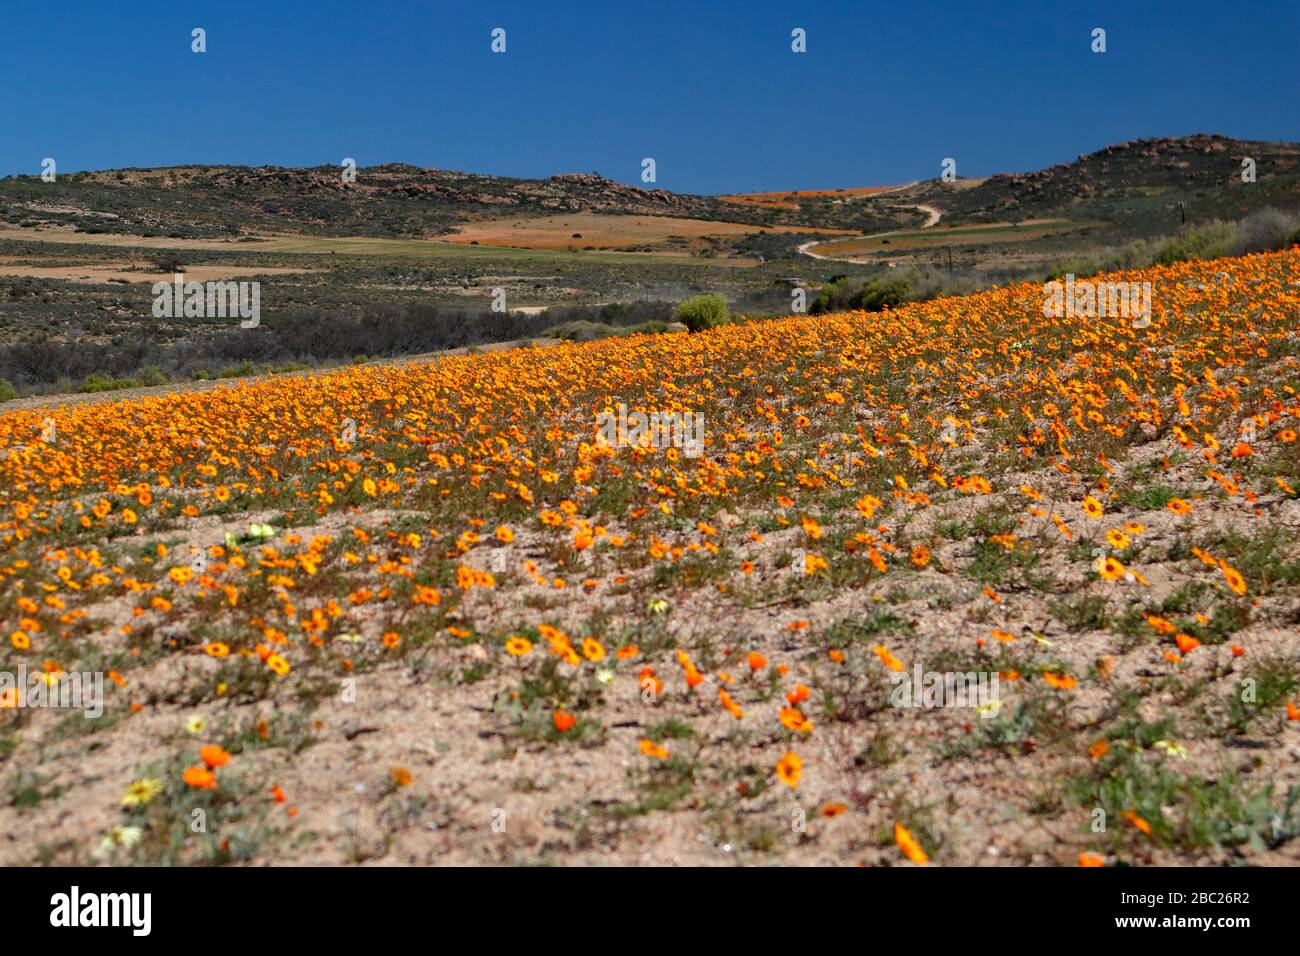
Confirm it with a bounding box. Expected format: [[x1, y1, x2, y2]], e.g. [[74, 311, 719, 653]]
[[1153, 740, 1189, 760], [99, 825, 143, 852], [185, 715, 207, 735]]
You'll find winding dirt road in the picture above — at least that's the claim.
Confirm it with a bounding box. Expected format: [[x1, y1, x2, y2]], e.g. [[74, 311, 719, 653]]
[[798, 189, 943, 263]]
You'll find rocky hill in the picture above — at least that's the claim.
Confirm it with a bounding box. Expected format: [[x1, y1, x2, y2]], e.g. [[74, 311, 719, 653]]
[[0, 163, 779, 240], [903, 134, 1300, 233], [1, 134, 1297, 242]]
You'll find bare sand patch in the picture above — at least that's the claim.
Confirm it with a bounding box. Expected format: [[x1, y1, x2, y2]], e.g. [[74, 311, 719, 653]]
[[0, 261, 315, 284]]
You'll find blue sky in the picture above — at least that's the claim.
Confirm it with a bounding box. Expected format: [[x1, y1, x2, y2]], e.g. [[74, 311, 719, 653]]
[[1, 0, 1296, 194]]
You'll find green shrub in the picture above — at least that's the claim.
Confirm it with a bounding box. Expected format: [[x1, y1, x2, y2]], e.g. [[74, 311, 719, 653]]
[[857, 277, 913, 311], [1044, 209, 1300, 282], [541, 320, 622, 341], [673, 294, 728, 332], [1153, 222, 1235, 265], [540, 319, 672, 342], [812, 277, 914, 315], [0, 378, 17, 402], [628, 320, 670, 335], [80, 373, 139, 393]]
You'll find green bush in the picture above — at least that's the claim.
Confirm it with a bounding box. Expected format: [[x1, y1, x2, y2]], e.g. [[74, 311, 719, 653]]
[[1045, 208, 1300, 282], [811, 277, 914, 315], [857, 277, 914, 311], [1153, 222, 1236, 265], [0, 378, 16, 402], [673, 294, 728, 332], [541, 320, 622, 342], [80, 373, 139, 393], [541, 319, 672, 342]]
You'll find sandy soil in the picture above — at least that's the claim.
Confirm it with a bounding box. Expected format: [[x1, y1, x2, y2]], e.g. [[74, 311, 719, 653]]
[[443, 212, 856, 251], [0, 259, 315, 285]]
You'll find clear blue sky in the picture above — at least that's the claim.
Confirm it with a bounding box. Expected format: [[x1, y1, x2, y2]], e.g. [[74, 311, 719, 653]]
[[2, 0, 1296, 194]]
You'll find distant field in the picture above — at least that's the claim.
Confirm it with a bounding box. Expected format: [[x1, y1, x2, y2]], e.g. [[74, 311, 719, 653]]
[[719, 185, 898, 210], [0, 257, 315, 284], [808, 218, 1082, 258], [443, 211, 855, 252], [0, 226, 751, 266]]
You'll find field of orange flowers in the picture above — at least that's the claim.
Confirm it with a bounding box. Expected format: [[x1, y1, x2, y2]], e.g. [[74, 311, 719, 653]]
[[2, 248, 1299, 866]]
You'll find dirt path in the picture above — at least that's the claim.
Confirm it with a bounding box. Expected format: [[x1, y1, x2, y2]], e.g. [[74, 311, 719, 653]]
[[798, 189, 943, 263]]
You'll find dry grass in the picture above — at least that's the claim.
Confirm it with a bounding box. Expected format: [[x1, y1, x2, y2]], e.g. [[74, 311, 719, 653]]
[[444, 211, 854, 252], [720, 185, 898, 210]]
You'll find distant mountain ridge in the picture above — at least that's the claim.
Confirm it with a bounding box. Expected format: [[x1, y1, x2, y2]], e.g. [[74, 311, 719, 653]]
[[2, 133, 1297, 241], [905, 134, 1300, 229]]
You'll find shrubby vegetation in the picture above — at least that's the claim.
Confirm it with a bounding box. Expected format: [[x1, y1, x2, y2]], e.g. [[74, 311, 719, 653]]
[[808, 271, 979, 315], [1048, 207, 1300, 280], [539, 300, 675, 340], [673, 293, 729, 332], [811, 276, 910, 314], [808, 208, 1300, 320], [542, 319, 672, 342], [0, 300, 681, 397]]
